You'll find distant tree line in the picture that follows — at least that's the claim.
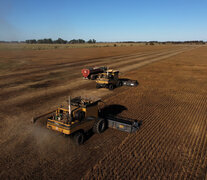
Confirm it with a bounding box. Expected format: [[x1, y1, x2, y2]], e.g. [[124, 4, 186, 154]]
[[1, 40, 205, 45], [117, 41, 206, 45], [0, 41, 25, 43], [163, 41, 205, 44], [25, 38, 96, 44]]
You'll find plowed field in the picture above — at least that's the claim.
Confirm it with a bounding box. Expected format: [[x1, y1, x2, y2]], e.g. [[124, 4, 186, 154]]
[[0, 45, 206, 179]]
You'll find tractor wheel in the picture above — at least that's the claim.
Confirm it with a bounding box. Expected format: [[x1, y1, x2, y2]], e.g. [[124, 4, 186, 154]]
[[93, 118, 106, 134], [91, 74, 96, 80], [73, 131, 84, 145], [74, 110, 85, 121], [108, 84, 114, 90], [96, 84, 100, 89], [116, 81, 122, 87]]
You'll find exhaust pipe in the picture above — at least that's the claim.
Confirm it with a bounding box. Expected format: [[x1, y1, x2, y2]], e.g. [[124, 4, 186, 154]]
[[68, 96, 72, 122]]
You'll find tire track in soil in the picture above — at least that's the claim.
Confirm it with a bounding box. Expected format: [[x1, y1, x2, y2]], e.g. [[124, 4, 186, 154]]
[[0, 46, 205, 180], [171, 89, 205, 178], [178, 91, 207, 179], [0, 47, 188, 101], [0, 46, 182, 80], [83, 47, 207, 179], [0, 46, 185, 88], [84, 89, 207, 179], [147, 91, 201, 179], [0, 47, 193, 112], [88, 92, 171, 178], [0, 50, 158, 81], [0, 49, 171, 90], [118, 93, 183, 178], [0, 48, 182, 100], [0, 115, 127, 179]]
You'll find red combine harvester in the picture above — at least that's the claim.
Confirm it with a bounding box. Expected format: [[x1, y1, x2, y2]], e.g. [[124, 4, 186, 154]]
[[81, 66, 107, 80]]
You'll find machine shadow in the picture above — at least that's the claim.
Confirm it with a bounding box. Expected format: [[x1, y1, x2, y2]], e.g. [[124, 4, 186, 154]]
[[84, 104, 128, 142], [99, 104, 128, 117]]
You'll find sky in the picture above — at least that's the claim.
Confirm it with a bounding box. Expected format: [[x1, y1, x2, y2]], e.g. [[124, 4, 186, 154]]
[[0, 0, 207, 41]]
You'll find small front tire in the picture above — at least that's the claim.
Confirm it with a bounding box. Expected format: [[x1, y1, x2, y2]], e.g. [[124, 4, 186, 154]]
[[73, 131, 84, 145], [108, 84, 114, 90]]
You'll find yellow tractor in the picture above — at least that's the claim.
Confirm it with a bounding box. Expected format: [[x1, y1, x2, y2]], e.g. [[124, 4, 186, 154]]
[[32, 96, 140, 145], [96, 69, 122, 90]]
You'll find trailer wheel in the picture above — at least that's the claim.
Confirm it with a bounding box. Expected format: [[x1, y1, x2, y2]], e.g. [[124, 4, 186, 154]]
[[108, 84, 114, 90], [73, 131, 84, 145], [93, 118, 106, 134]]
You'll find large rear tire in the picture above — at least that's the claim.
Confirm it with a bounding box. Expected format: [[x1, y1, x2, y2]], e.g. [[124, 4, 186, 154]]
[[93, 118, 106, 134], [96, 84, 100, 89], [73, 131, 84, 145], [91, 74, 96, 80], [108, 84, 114, 90], [74, 110, 85, 121]]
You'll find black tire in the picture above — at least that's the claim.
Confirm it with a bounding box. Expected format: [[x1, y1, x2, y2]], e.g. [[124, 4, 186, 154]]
[[93, 118, 106, 134], [91, 74, 96, 80], [96, 84, 100, 89], [74, 110, 85, 121], [116, 81, 122, 87], [108, 84, 114, 90], [73, 131, 84, 145]]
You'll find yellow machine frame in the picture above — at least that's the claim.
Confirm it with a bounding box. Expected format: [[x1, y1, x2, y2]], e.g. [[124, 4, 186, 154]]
[[32, 96, 140, 145], [96, 69, 120, 89], [47, 98, 99, 135]]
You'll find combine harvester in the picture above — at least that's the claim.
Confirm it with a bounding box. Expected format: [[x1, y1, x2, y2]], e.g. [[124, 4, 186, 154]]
[[81, 67, 138, 89], [96, 69, 138, 90], [32, 96, 141, 145]]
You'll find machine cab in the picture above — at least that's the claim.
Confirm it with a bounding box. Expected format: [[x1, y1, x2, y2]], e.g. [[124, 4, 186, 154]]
[[97, 69, 119, 81], [47, 97, 101, 135]]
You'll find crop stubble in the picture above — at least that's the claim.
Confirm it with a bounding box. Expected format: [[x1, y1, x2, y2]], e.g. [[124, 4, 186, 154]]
[[0, 45, 206, 179], [84, 46, 207, 179]]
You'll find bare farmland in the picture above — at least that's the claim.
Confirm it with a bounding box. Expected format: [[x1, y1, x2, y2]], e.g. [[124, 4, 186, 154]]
[[0, 44, 206, 179]]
